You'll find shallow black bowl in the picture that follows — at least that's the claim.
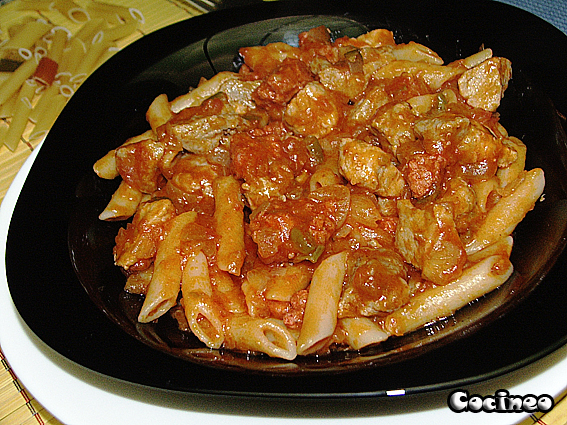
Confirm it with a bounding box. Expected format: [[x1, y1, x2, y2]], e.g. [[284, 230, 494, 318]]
[[6, 0, 567, 396]]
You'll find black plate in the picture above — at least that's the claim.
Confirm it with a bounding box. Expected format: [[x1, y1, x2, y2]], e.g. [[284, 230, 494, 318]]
[[6, 0, 567, 397]]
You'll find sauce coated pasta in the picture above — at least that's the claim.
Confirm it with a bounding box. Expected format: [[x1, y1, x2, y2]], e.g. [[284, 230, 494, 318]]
[[95, 26, 544, 360]]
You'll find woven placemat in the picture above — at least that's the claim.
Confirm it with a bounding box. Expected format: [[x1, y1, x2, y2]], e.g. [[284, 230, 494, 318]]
[[1, 1, 566, 424]]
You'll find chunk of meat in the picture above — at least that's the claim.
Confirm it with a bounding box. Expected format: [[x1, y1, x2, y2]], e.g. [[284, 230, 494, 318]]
[[371, 102, 417, 156], [283, 289, 309, 330], [395, 200, 467, 285], [338, 138, 406, 197], [157, 153, 223, 215], [163, 113, 252, 155], [239, 42, 300, 78], [249, 197, 336, 264], [284, 81, 341, 138], [253, 58, 314, 118], [402, 153, 446, 199], [114, 199, 177, 271], [115, 139, 165, 193], [414, 112, 504, 179], [170, 71, 259, 114], [338, 248, 410, 317], [230, 123, 312, 209], [458, 57, 512, 112]]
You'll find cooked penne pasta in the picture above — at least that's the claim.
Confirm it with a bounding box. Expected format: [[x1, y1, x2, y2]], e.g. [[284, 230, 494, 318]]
[[93, 129, 156, 179], [181, 251, 213, 296], [225, 315, 297, 360], [182, 292, 225, 349], [99, 180, 143, 221], [146, 93, 172, 131], [465, 168, 545, 254], [213, 176, 246, 276], [339, 317, 390, 350], [96, 26, 545, 360], [138, 211, 197, 323], [297, 251, 348, 355], [384, 255, 514, 336]]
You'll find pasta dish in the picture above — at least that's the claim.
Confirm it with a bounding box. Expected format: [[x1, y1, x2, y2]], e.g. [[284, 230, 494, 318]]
[[93, 26, 544, 360]]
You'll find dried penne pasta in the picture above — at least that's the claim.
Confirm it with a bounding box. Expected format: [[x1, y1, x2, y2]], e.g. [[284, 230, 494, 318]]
[[73, 17, 106, 44], [72, 37, 113, 84], [1, 20, 51, 52], [28, 93, 66, 140], [0, 58, 38, 105], [28, 82, 59, 123], [15, 0, 53, 11], [51, 0, 90, 24], [101, 21, 139, 42], [138, 211, 197, 323], [3, 78, 36, 151]]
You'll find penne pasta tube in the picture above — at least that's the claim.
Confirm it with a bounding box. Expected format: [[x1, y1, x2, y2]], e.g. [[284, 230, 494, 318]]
[[296, 251, 349, 355], [101, 21, 139, 42], [87, 1, 144, 25], [29, 93, 66, 140], [0, 72, 11, 85], [182, 292, 225, 349], [138, 211, 197, 323], [213, 176, 246, 276], [15, 0, 52, 11], [58, 37, 87, 76], [72, 38, 113, 83], [1, 20, 51, 52], [497, 136, 527, 188], [225, 315, 297, 360], [28, 82, 59, 123], [73, 17, 106, 44], [146, 93, 172, 131], [124, 265, 153, 295], [47, 27, 70, 63], [466, 235, 513, 264], [465, 168, 545, 254], [384, 254, 514, 336], [3, 78, 36, 151], [0, 58, 38, 105], [93, 129, 156, 179], [181, 251, 213, 296], [51, 0, 90, 24], [339, 317, 390, 350], [98, 180, 143, 221], [0, 91, 17, 118], [210, 268, 247, 314], [169, 71, 238, 113]]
